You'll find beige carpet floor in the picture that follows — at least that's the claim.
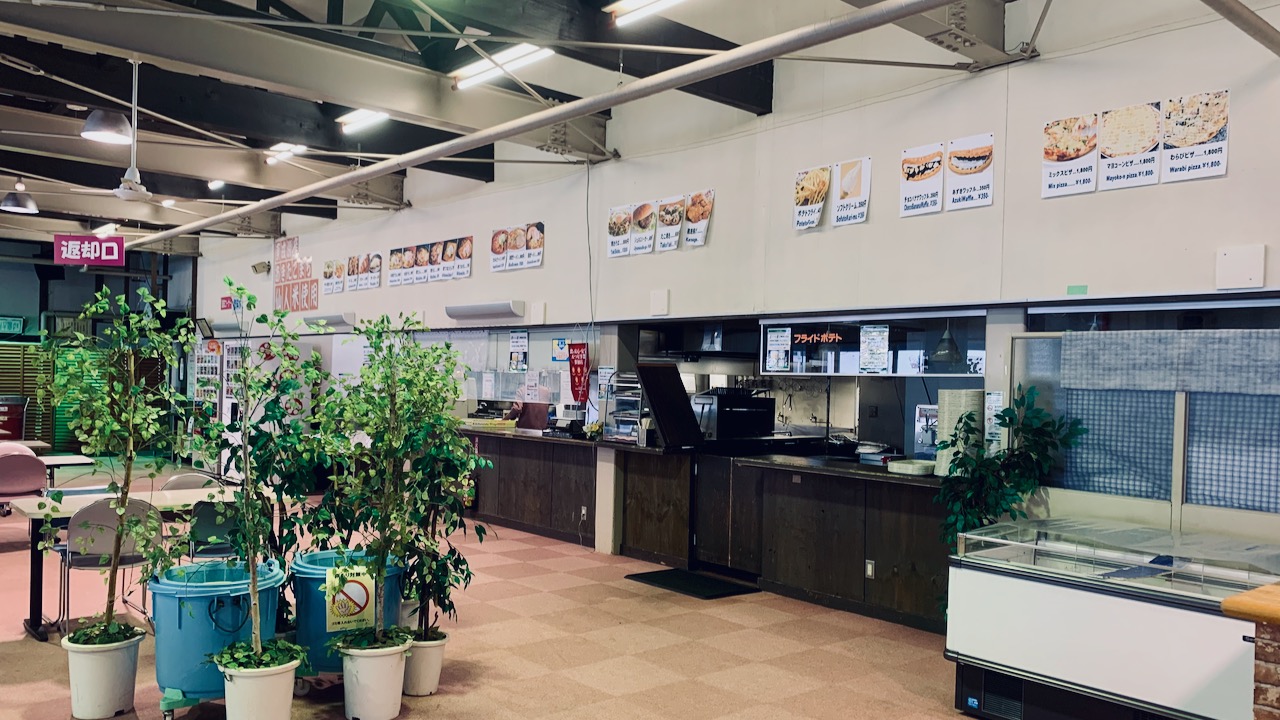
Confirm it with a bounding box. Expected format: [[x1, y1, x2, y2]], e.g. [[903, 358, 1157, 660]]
[[0, 462, 957, 719]]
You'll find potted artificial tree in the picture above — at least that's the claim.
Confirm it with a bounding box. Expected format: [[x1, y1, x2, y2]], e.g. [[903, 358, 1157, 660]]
[[936, 385, 1087, 550], [187, 280, 321, 719], [319, 314, 479, 719], [40, 287, 193, 720]]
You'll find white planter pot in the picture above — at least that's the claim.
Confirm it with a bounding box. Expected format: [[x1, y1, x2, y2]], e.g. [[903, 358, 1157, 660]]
[[341, 642, 411, 720], [403, 633, 448, 697], [218, 659, 301, 720], [62, 633, 145, 720]]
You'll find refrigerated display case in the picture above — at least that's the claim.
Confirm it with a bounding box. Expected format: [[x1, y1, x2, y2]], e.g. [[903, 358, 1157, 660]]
[[948, 518, 1277, 720]]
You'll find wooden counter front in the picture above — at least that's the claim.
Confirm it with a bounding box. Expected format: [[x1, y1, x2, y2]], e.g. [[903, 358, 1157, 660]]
[[465, 430, 595, 546]]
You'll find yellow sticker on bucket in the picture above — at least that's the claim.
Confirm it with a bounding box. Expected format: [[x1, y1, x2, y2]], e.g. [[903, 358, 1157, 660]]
[[325, 567, 376, 632]]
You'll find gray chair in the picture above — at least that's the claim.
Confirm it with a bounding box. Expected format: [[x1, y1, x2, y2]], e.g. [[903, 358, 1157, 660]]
[[161, 472, 221, 491], [0, 452, 45, 517], [189, 500, 237, 559], [54, 498, 159, 635]]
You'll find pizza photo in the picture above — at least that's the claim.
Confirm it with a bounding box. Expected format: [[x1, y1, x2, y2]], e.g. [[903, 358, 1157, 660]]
[[1164, 90, 1228, 148], [1100, 103, 1161, 158], [1044, 114, 1098, 162]]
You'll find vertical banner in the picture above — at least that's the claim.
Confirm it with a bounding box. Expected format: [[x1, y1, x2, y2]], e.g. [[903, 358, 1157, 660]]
[[944, 133, 995, 211], [1161, 90, 1228, 183], [683, 190, 714, 247], [54, 234, 125, 266], [656, 196, 684, 251], [568, 343, 590, 403], [900, 143, 945, 217], [607, 205, 633, 258], [765, 327, 791, 372], [508, 330, 529, 372], [272, 236, 319, 312], [793, 166, 831, 230], [833, 158, 872, 227], [630, 203, 656, 254], [1042, 114, 1099, 198], [1098, 103, 1162, 191]]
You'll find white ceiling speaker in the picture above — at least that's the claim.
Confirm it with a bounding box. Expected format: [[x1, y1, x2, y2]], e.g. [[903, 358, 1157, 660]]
[[444, 301, 526, 320]]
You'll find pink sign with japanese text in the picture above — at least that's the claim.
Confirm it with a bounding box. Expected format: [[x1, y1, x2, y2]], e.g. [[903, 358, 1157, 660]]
[[53, 235, 125, 266]]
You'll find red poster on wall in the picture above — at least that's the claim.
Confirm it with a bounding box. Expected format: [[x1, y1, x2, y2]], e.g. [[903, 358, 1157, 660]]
[[568, 343, 590, 403]]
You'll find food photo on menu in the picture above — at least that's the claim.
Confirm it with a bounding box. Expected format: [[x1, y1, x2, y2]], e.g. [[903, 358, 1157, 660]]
[[901, 150, 943, 182], [458, 236, 474, 260], [608, 205, 632, 256], [947, 144, 993, 175], [1043, 115, 1098, 163], [794, 167, 831, 207], [659, 199, 684, 227], [491, 229, 508, 271], [1100, 103, 1161, 158], [1164, 90, 1228, 150]]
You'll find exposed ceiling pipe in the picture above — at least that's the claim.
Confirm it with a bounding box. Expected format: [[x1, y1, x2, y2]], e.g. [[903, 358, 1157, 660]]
[[126, 0, 954, 250], [1199, 0, 1280, 57]]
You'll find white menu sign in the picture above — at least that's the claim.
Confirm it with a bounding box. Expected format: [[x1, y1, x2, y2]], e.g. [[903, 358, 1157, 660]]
[[793, 166, 831, 231], [630, 202, 656, 254], [1042, 114, 1099, 198], [1161, 90, 1228, 183], [656, 196, 684, 252], [607, 205, 632, 258], [944, 132, 994, 211], [900, 142, 944, 217], [682, 190, 714, 247], [1098, 103, 1161, 191], [832, 158, 871, 227], [765, 327, 791, 372]]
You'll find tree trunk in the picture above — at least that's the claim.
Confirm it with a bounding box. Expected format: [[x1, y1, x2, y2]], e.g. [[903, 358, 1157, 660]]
[[103, 438, 131, 627]]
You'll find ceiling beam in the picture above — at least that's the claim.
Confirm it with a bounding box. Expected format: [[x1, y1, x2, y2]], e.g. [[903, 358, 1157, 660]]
[[2, 177, 282, 236], [0, 36, 492, 184], [838, 0, 1019, 68], [397, 0, 773, 115], [0, 104, 405, 204], [0, 0, 610, 159], [0, 149, 340, 219], [0, 221, 202, 254]]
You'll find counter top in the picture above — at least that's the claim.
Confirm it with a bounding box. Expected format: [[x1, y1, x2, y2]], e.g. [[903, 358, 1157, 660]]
[[734, 454, 942, 489], [462, 427, 598, 449], [1221, 583, 1280, 625]]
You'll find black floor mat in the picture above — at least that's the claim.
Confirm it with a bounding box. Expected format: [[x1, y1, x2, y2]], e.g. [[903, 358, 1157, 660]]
[[624, 569, 760, 600]]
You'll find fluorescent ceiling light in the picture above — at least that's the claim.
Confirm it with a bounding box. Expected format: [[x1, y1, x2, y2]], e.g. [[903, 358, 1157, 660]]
[[606, 0, 688, 26], [452, 44, 554, 90], [93, 222, 117, 237], [80, 109, 133, 145], [207, 180, 225, 191], [0, 192, 37, 214], [336, 109, 389, 135], [160, 199, 175, 208]]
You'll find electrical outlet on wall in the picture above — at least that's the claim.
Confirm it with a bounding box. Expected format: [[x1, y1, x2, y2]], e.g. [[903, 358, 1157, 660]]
[[580, 506, 587, 521]]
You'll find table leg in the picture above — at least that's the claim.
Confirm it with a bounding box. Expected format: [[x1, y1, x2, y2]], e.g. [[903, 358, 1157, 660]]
[[23, 518, 48, 642]]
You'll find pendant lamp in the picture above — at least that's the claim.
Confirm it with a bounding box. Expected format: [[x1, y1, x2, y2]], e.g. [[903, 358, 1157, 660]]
[[80, 109, 133, 145], [931, 320, 963, 365], [0, 191, 38, 214]]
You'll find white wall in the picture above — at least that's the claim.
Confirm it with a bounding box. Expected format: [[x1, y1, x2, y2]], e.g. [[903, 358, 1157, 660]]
[[197, 5, 1280, 329]]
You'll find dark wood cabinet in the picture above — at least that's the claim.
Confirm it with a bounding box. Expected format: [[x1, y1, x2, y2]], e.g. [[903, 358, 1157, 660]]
[[693, 457, 764, 574], [761, 470, 865, 601], [863, 481, 949, 624], [728, 463, 765, 574], [621, 451, 692, 568], [466, 432, 595, 546]]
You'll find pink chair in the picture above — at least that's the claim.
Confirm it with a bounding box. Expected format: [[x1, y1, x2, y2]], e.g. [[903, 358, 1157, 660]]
[[0, 441, 36, 458], [0, 452, 46, 516]]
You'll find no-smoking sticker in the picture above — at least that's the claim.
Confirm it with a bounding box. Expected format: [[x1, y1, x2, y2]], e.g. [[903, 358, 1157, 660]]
[[325, 568, 376, 632]]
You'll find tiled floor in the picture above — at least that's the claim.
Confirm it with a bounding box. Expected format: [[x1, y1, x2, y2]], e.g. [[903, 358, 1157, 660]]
[[0, 462, 957, 719]]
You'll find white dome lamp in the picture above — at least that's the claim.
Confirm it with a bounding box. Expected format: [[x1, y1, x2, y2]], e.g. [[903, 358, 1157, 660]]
[[0, 177, 37, 214], [80, 109, 133, 145]]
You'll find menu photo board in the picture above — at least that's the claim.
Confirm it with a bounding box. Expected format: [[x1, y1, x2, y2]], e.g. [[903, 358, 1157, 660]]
[[321, 257, 346, 295], [1098, 102, 1161, 191], [832, 158, 871, 227], [944, 133, 995, 211], [630, 203, 656, 254], [607, 205, 633, 258], [858, 324, 891, 374], [793, 165, 831, 230], [656, 196, 684, 252], [333, 253, 382, 292], [611, 191, 714, 255], [683, 190, 714, 246], [391, 238, 475, 285], [489, 222, 545, 272], [1161, 90, 1228, 183], [1041, 113, 1099, 198], [900, 142, 944, 217], [765, 327, 791, 372]]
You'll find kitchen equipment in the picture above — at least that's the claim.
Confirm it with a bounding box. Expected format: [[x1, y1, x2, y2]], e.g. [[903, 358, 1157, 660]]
[[860, 450, 906, 466], [691, 393, 776, 441], [887, 459, 936, 476]]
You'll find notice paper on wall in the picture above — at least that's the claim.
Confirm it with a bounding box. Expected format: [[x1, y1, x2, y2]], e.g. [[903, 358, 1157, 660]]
[[1042, 113, 1099, 198], [683, 190, 714, 247], [552, 338, 569, 362], [765, 327, 791, 372], [656, 196, 684, 252], [607, 205, 633, 257], [598, 365, 616, 400], [481, 372, 495, 400], [832, 158, 871, 227], [793, 166, 831, 230], [984, 391, 1005, 447], [944, 133, 995, 211], [1161, 90, 1228, 183], [508, 330, 529, 373], [630, 202, 656, 254], [900, 143, 944, 217], [1098, 103, 1161, 191], [859, 325, 891, 374]]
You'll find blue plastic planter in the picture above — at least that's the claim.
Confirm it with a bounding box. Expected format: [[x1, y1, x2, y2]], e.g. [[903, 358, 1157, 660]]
[[292, 550, 403, 675], [150, 559, 285, 701]]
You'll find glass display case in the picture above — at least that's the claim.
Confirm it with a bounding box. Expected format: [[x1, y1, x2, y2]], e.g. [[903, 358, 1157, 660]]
[[465, 369, 566, 405], [602, 371, 645, 444], [958, 518, 1280, 603]]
